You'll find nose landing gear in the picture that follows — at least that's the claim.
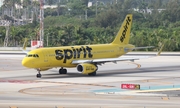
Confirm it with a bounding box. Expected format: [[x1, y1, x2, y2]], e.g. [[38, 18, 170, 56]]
[[36, 69, 42, 78]]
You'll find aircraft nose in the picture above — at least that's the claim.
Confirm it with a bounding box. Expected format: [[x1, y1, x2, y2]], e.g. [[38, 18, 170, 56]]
[[22, 58, 29, 67]]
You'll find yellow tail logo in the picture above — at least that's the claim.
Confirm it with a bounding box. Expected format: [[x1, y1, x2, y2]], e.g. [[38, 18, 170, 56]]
[[111, 14, 132, 45]]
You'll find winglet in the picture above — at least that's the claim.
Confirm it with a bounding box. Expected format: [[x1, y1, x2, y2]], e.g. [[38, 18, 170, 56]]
[[23, 38, 28, 50], [22, 38, 29, 54], [157, 44, 164, 56]]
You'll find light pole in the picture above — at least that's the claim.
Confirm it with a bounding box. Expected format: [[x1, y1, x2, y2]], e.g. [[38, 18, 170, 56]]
[[47, 34, 49, 47], [96, 0, 97, 16], [0, 34, 2, 46], [96, 0, 99, 17]]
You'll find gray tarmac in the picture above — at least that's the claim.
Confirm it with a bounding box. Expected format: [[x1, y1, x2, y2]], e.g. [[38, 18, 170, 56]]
[[0, 53, 180, 108]]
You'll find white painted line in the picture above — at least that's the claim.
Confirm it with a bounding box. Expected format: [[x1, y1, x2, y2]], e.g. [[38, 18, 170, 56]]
[[94, 92, 167, 96]]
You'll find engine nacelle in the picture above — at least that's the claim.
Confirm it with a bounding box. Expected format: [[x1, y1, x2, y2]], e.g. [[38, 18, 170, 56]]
[[77, 63, 97, 74]]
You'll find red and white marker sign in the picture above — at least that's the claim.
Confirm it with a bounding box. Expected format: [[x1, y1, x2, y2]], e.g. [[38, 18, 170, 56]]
[[121, 84, 140, 90]]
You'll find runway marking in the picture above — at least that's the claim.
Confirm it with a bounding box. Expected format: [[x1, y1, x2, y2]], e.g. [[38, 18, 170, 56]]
[[108, 61, 141, 74], [18, 62, 142, 95], [122, 96, 134, 99], [33, 80, 115, 87], [55, 107, 64, 108], [18, 81, 118, 95], [18, 62, 141, 95], [9, 106, 18, 108], [124, 61, 141, 69], [141, 79, 173, 84], [161, 97, 169, 100], [134, 62, 141, 69], [0, 79, 34, 84]]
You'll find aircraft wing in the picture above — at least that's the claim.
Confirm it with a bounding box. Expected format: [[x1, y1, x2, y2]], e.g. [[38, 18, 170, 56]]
[[71, 56, 150, 64], [72, 45, 164, 64]]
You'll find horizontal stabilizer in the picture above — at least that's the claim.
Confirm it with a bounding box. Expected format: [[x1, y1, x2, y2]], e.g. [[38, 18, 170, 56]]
[[125, 46, 154, 50]]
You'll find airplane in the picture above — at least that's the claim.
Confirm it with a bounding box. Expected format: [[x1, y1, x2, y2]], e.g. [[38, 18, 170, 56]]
[[22, 14, 160, 78]]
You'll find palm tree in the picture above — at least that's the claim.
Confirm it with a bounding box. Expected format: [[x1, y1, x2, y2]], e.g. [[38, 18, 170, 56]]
[[61, 25, 75, 45]]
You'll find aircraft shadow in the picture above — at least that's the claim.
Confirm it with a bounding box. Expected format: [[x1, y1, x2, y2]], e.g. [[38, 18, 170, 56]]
[[2, 65, 179, 80], [40, 65, 180, 79]]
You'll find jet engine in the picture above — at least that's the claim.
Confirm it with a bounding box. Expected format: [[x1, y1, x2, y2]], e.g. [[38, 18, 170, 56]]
[[77, 63, 97, 74]]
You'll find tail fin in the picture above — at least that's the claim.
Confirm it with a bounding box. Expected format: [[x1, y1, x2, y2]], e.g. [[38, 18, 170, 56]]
[[111, 14, 132, 44]]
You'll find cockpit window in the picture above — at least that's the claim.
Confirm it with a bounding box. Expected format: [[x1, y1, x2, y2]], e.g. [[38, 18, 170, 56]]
[[27, 54, 32, 57], [26, 54, 39, 58]]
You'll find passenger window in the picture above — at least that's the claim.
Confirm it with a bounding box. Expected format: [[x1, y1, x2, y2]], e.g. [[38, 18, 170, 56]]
[[36, 54, 39, 57]]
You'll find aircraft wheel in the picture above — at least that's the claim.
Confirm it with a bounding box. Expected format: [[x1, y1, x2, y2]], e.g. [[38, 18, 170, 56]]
[[59, 69, 62, 74], [59, 69, 67, 74], [62, 69, 67, 74], [88, 71, 96, 76], [36, 74, 42, 78]]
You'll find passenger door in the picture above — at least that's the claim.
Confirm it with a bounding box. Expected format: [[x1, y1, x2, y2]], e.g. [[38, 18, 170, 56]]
[[42, 50, 48, 62]]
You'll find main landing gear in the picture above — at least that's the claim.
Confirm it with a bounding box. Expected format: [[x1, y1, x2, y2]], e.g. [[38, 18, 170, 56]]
[[88, 71, 96, 76], [36, 69, 42, 78], [59, 67, 67, 74], [88, 65, 98, 76]]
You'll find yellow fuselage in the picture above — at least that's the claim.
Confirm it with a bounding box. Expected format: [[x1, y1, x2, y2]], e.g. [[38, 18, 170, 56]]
[[22, 44, 134, 70]]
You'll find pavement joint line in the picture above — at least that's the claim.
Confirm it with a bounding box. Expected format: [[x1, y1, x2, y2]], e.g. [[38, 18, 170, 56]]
[[144, 79, 173, 84], [0, 92, 4, 94], [129, 88, 180, 93], [102, 61, 141, 75], [95, 92, 168, 96], [18, 81, 116, 95], [33, 80, 116, 87], [138, 77, 180, 83], [122, 96, 134, 99]]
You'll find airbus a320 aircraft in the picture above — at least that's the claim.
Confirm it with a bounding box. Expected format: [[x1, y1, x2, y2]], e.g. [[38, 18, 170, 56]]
[[22, 14, 158, 78]]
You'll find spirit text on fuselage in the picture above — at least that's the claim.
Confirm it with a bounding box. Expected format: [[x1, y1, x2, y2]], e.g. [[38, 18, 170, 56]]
[[55, 46, 93, 63]]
